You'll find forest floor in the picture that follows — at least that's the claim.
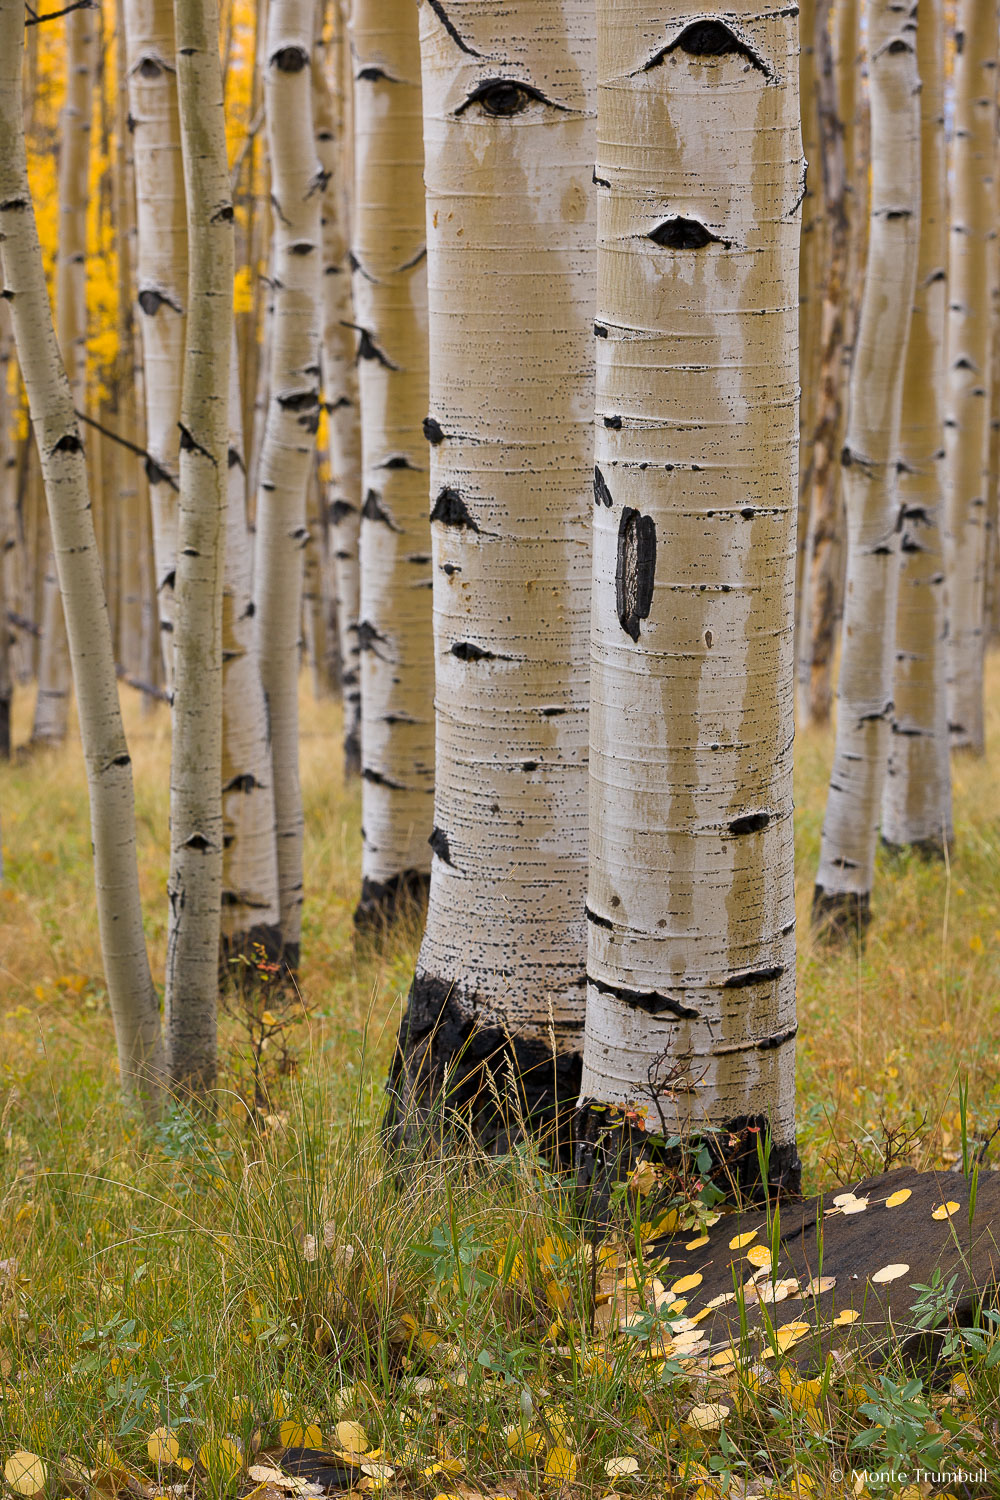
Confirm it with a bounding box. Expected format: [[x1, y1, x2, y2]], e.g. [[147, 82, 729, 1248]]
[[2, 665, 1000, 1498]]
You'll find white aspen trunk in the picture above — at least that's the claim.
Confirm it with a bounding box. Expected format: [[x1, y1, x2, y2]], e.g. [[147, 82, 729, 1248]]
[[576, 3, 802, 1196], [386, 0, 594, 1152], [32, 3, 94, 748], [881, 0, 952, 855], [349, 0, 434, 929], [220, 335, 281, 961], [944, 0, 998, 756], [252, 0, 322, 963], [163, 0, 236, 1089], [0, 0, 164, 1101], [812, 0, 920, 936], [0, 304, 11, 760], [314, 7, 363, 775], [796, 0, 849, 729], [123, 0, 188, 680]]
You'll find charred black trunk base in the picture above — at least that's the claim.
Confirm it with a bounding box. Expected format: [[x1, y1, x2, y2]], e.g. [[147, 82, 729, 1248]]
[[383, 972, 582, 1166], [0, 693, 10, 761], [880, 833, 950, 863], [219, 924, 296, 983], [353, 870, 429, 934], [811, 885, 871, 942], [573, 1099, 801, 1225]]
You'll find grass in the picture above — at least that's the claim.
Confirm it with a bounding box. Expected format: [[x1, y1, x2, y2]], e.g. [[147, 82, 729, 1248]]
[[2, 666, 1000, 1499]]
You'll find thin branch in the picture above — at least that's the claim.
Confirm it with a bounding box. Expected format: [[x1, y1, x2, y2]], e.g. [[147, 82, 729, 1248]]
[[25, 0, 94, 26], [230, 105, 265, 189], [73, 408, 179, 491], [116, 665, 172, 704], [6, 610, 40, 637]]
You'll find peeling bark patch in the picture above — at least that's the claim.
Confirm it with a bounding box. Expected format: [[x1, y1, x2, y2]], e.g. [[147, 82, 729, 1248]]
[[589, 974, 700, 1020], [428, 825, 453, 864], [585, 904, 614, 930], [648, 217, 725, 250], [647, 19, 773, 78], [431, 486, 480, 530], [594, 323, 608, 337], [362, 767, 405, 789], [450, 640, 503, 662], [729, 812, 770, 835], [723, 965, 785, 989], [604, 414, 622, 429], [593, 465, 613, 507], [361, 489, 399, 529], [423, 416, 445, 444], [616, 507, 656, 640]]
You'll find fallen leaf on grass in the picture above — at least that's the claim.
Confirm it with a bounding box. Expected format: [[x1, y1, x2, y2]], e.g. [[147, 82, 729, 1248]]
[[871, 1263, 909, 1284], [543, 1448, 577, 1484], [198, 1440, 243, 1482], [280, 1423, 322, 1450], [147, 1430, 180, 1466], [4, 1452, 47, 1497], [931, 1201, 960, 1220], [685, 1403, 730, 1431], [333, 1423, 368, 1456], [832, 1309, 860, 1327], [604, 1457, 640, 1479]]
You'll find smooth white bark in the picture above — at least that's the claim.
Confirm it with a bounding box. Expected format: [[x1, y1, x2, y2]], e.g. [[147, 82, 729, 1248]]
[[578, 3, 801, 1170]]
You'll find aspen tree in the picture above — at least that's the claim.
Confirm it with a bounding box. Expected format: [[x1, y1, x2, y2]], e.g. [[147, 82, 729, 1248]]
[[575, 1, 802, 1193], [386, 0, 594, 1147], [944, 0, 998, 756], [0, 0, 164, 1099], [252, 0, 322, 963], [881, 0, 951, 854], [813, 0, 920, 935], [123, 0, 188, 677], [350, 0, 433, 928], [163, 0, 235, 1088], [33, 3, 94, 747], [314, 6, 363, 774], [0, 306, 11, 759], [797, 0, 848, 727], [220, 336, 281, 962]]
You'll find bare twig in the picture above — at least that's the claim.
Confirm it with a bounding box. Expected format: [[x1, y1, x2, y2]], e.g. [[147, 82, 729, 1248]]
[[116, 665, 171, 704], [6, 610, 40, 637], [73, 408, 178, 491], [25, 0, 94, 26]]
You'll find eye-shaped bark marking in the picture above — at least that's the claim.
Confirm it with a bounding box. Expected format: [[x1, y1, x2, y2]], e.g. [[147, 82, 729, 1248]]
[[271, 45, 309, 72], [648, 217, 725, 250], [361, 488, 401, 530], [593, 465, 613, 507], [644, 18, 773, 78], [356, 65, 394, 82], [616, 507, 656, 641], [430, 485, 480, 530], [455, 77, 568, 117]]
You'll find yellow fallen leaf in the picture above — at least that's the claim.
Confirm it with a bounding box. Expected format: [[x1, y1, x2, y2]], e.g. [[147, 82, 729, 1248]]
[[709, 1347, 738, 1369], [775, 1321, 810, 1351], [871, 1263, 909, 1284], [360, 1462, 395, 1480], [746, 1245, 772, 1268], [335, 1421, 369, 1455], [198, 1439, 243, 1481], [147, 1428, 180, 1465], [429, 1457, 464, 1475], [4, 1453, 47, 1497], [670, 1272, 703, 1295], [801, 1276, 835, 1296], [885, 1188, 911, 1209], [685, 1234, 710, 1250], [543, 1448, 577, 1484], [629, 1161, 658, 1195], [503, 1427, 545, 1458], [932, 1201, 960, 1220], [685, 1403, 730, 1431], [270, 1391, 295, 1421], [729, 1230, 758, 1250], [605, 1456, 640, 1479], [279, 1421, 322, 1449], [833, 1308, 860, 1326]]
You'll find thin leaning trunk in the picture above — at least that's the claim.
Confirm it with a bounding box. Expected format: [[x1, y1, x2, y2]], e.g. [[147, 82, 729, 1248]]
[[32, 3, 94, 748], [123, 0, 188, 681], [314, 5, 363, 776], [576, 3, 802, 1198], [350, 0, 434, 930], [0, 304, 12, 760], [163, 0, 235, 1090], [881, 0, 952, 856], [943, 0, 998, 756], [220, 335, 281, 964], [813, 0, 920, 936], [0, 0, 163, 1101], [796, 0, 848, 728], [386, 0, 594, 1153], [251, 0, 323, 964]]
